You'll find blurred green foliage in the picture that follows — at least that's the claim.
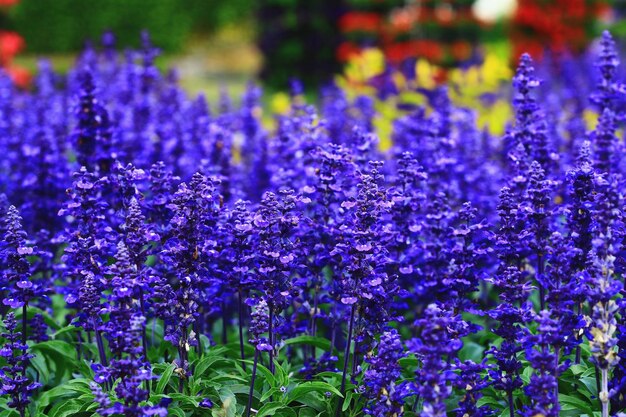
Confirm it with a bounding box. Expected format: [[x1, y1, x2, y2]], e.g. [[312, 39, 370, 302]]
[[188, 0, 255, 33], [11, 0, 254, 53], [258, 0, 341, 91]]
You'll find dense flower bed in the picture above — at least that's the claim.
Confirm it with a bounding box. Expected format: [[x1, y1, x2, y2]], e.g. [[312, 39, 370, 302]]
[[1, 31, 626, 417]]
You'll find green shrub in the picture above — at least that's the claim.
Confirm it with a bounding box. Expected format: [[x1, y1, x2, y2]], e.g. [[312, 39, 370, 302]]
[[187, 0, 255, 33], [11, 0, 195, 52]]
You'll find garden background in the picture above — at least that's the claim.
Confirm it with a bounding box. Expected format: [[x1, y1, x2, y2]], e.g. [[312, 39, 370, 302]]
[[1, 0, 622, 99]]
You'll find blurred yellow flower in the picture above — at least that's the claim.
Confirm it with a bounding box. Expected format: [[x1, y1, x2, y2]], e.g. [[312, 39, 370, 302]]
[[270, 92, 291, 115], [339, 48, 516, 149]]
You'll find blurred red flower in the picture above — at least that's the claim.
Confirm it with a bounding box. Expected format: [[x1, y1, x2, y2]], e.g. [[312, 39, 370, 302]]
[[512, 0, 604, 60], [0, 31, 25, 63], [5, 65, 30, 87], [339, 12, 382, 34], [337, 42, 362, 62], [0, 31, 29, 88]]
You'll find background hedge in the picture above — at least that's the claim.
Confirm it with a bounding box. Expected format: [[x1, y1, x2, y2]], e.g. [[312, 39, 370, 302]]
[[10, 0, 254, 53]]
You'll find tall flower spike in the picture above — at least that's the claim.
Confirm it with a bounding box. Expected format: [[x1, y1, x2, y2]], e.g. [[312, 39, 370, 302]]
[[223, 199, 255, 364], [544, 232, 585, 355], [157, 173, 222, 390], [94, 314, 168, 417], [487, 185, 533, 417], [253, 189, 301, 372], [566, 141, 597, 272], [0, 313, 41, 417], [444, 201, 492, 310], [59, 167, 113, 311], [296, 143, 353, 372], [334, 161, 397, 329], [521, 161, 553, 309], [245, 297, 272, 417], [332, 161, 402, 417], [412, 304, 469, 417], [289, 77, 305, 111], [119, 199, 154, 356], [362, 329, 410, 417], [592, 108, 617, 174], [3, 206, 30, 275], [147, 161, 179, 231], [591, 31, 624, 113], [521, 311, 563, 417], [453, 360, 494, 417], [529, 119, 553, 174], [512, 53, 540, 149], [110, 162, 146, 212], [71, 71, 113, 172], [140, 30, 161, 94], [388, 151, 427, 304], [2, 205, 39, 310], [413, 190, 452, 305], [505, 53, 543, 196], [392, 107, 437, 162], [585, 252, 622, 417], [248, 298, 271, 352], [123, 197, 156, 268], [59, 168, 113, 368]]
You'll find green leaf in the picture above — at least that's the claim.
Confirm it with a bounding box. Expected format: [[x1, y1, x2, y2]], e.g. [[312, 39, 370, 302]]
[[252, 362, 277, 388], [195, 355, 232, 378], [30, 340, 76, 362], [81, 400, 99, 412], [559, 394, 594, 416], [298, 408, 317, 417], [291, 392, 325, 412], [283, 336, 332, 352], [64, 379, 93, 395], [36, 379, 92, 413], [212, 387, 237, 417], [570, 364, 587, 375], [581, 367, 597, 378], [287, 381, 343, 405], [276, 408, 297, 417], [30, 339, 77, 385], [257, 402, 286, 417], [52, 325, 78, 340], [521, 366, 533, 385], [476, 396, 505, 409], [342, 390, 353, 412], [227, 384, 253, 396], [205, 373, 248, 385], [224, 342, 255, 358], [168, 408, 186, 417], [579, 376, 599, 399], [273, 360, 289, 387], [398, 357, 419, 369], [459, 341, 484, 362], [76, 359, 95, 380], [14, 305, 60, 331], [29, 352, 50, 385], [48, 398, 84, 417], [169, 392, 200, 409], [155, 363, 176, 394]]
